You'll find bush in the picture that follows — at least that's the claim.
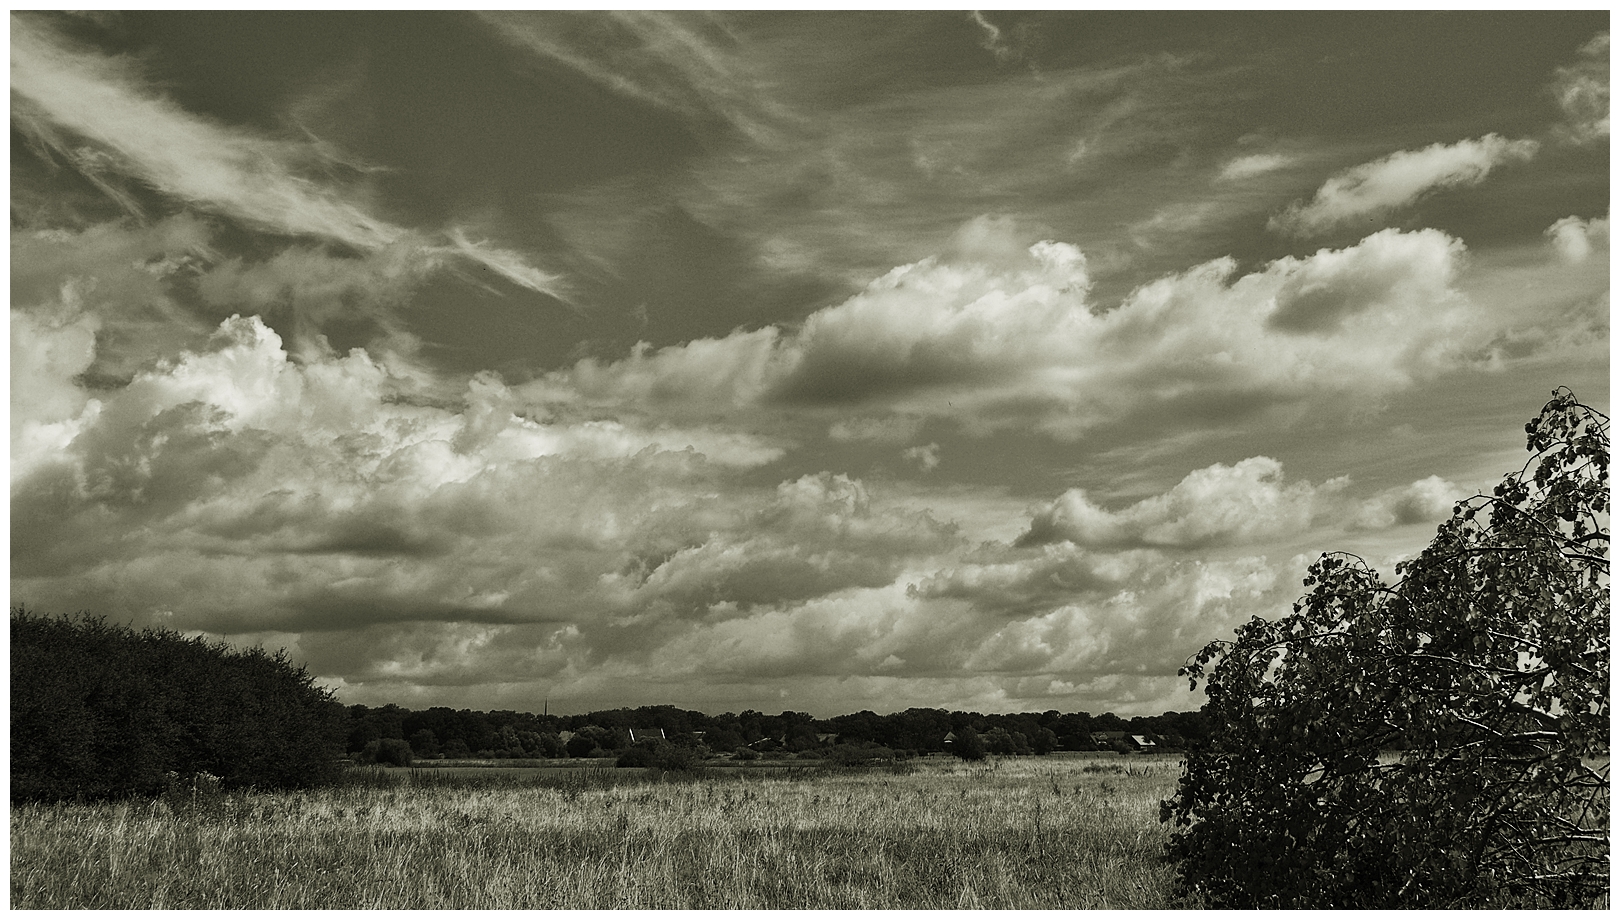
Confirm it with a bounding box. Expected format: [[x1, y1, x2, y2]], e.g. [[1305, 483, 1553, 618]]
[[360, 738, 414, 768], [732, 746, 761, 761], [615, 746, 654, 768], [11, 610, 347, 801], [1162, 390, 1610, 908]]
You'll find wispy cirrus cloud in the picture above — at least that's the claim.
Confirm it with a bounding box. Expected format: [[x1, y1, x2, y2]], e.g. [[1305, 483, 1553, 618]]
[[10, 14, 565, 298], [1217, 152, 1292, 182], [477, 11, 788, 145], [1269, 134, 1540, 237]]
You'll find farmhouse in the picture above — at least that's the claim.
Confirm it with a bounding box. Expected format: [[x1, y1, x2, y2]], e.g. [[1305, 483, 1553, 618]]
[[1091, 731, 1158, 752], [623, 727, 666, 744]]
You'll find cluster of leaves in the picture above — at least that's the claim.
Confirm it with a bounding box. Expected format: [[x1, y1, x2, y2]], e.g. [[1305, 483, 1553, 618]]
[[11, 610, 348, 801], [1162, 389, 1609, 908]]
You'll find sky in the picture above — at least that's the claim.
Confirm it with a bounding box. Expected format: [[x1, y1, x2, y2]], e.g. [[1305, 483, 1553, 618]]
[[9, 11, 1610, 718]]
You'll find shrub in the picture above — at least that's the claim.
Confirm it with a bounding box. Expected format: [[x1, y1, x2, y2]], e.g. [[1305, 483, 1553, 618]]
[[360, 738, 414, 768], [11, 610, 348, 801], [616, 746, 654, 768], [1162, 390, 1610, 908]]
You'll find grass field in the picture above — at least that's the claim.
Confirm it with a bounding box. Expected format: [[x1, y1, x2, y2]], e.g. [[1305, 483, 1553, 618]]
[[10, 754, 1189, 909]]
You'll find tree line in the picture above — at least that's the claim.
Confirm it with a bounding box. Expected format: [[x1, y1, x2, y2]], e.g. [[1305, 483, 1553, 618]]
[[9, 605, 1209, 802], [344, 701, 1213, 763]]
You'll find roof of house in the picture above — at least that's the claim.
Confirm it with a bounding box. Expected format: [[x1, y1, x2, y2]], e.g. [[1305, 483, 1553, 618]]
[[625, 727, 665, 744]]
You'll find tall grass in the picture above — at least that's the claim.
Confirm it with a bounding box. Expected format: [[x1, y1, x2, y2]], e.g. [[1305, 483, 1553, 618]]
[[10, 755, 1187, 909]]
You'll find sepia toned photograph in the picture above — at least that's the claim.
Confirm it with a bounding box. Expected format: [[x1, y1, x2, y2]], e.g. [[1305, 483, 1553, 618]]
[[10, 11, 1608, 909]]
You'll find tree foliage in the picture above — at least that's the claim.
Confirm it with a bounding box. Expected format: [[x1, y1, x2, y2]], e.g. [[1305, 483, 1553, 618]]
[[1162, 389, 1609, 908], [950, 725, 988, 761], [11, 609, 348, 801]]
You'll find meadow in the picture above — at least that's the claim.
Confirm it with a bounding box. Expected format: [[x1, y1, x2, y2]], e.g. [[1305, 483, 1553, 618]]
[[10, 754, 1188, 909]]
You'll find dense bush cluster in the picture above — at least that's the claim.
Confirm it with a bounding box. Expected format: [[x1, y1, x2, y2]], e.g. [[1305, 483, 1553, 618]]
[[1163, 390, 1610, 908], [11, 610, 347, 801]]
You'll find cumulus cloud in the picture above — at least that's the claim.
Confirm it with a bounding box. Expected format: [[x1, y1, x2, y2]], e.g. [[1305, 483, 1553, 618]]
[[1270, 134, 1540, 236], [11, 299, 102, 480], [1545, 214, 1610, 263], [1349, 475, 1461, 531], [12, 303, 1322, 711], [1552, 33, 1609, 143], [903, 443, 941, 472], [10, 14, 563, 297], [543, 219, 1482, 440], [623, 543, 1292, 691], [1017, 457, 1339, 549]]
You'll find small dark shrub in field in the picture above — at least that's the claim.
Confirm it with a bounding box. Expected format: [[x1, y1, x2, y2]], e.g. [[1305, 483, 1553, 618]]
[[617, 743, 702, 771], [732, 746, 761, 761], [616, 746, 654, 768], [359, 738, 414, 768], [11, 608, 347, 801]]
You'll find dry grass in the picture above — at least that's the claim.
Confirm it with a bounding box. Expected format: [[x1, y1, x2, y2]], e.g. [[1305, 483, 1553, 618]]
[[10, 754, 1188, 909]]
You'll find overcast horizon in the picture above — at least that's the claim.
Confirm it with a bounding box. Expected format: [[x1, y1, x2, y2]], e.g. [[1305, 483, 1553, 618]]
[[10, 11, 1609, 718]]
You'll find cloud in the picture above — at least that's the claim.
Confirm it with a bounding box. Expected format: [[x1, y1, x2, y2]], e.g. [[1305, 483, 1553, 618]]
[[477, 11, 785, 145], [11, 299, 102, 482], [10, 14, 563, 297], [1551, 32, 1609, 143], [1545, 214, 1610, 263], [542, 219, 1483, 440], [1218, 152, 1291, 182], [828, 415, 926, 444], [968, 11, 1038, 67], [12, 304, 1319, 711], [903, 443, 941, 472], [1349, 475, 1461, 531], [1017, 457, 1340, 549], [1270, 134, 1540, 237]]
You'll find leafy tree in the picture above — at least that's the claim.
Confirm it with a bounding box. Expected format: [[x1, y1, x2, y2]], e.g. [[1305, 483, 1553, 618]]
[[11, 611, 347, 800], [1028, 726, 1060, 755], [1162, 390, 1610, 908], [409, 728, 440, 758], [950, 725, 988, 761], [361, 737, 413, 768]]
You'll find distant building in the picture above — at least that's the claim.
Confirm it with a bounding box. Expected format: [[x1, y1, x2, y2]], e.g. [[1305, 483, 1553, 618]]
[[1092, 731, 1157, 752], [624, 727, 665, 745]]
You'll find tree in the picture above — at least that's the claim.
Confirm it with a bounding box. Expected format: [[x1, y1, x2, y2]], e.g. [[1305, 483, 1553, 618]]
[[361, 737, 413, 768], [409, 728, 440, 759], [1162, 390, 1609, 908], [950, 725, 988, 761], [11, 611, 347, 800]]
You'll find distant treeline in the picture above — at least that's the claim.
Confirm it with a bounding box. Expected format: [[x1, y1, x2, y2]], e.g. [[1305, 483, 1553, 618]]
[[11, 607, 1211, 802], [347, 702, 1213, 761]]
